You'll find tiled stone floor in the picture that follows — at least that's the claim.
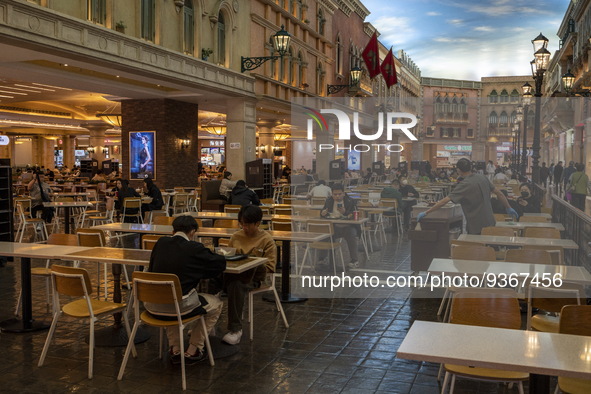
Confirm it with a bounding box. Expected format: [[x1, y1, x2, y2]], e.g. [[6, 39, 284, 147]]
[[0, 230, 550, 393]]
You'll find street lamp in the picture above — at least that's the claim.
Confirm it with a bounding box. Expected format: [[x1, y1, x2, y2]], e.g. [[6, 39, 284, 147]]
[[561, 69, 591, 96], [241, 26, 291, 72], [327, 66, 363, 95], [520, 84, 533, 175], [529, 33, 549, 184], [514, 105, 523, 173]]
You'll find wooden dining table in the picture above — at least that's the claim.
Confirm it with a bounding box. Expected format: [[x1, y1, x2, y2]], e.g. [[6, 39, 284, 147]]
[[42, 201, 93, 234], [457, 234, 578, 249], [397, 320, 591, 393]]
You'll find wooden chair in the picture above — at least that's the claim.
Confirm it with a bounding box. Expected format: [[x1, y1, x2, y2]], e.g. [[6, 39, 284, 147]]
[[450, 245, 496, 261], [481, 226, 516, 237], [450, 239, 485, 247], [518, 216, 549, 223], [117, 272, 214, 390], [523, 245, 564, 265], [15, 233, 78, 315], [145, 209, 168, 225], [504, 249, 553, 265], [248, 274, 289, 341], [39, 265, 133, 379], [493, 213, 511, 222], [153, 216, 175, 226], [310, 197, 327, 206], [299, 221, 345, 275], [122, 197, 143, 223], [274, 207, 292, 216], [292, 207, 318, 217], [142, 234, 165, 251], [523, 227, 561, 239], [223, 204, 242, 214], [441, 290, 527, 394], [88, 197, 115, 227], [526, 281, 584, 333], [213, 219, 239, 228], [556, 305, 591, 394]]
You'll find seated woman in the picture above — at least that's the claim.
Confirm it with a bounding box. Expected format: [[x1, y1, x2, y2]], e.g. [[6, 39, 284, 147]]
[[112, 179, 140, 220], [141, 177, 164, 212], [516, 183, 540, 215], [219, 171, 236, 201]]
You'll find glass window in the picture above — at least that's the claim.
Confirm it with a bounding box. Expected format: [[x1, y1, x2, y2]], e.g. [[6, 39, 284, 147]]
[[510, 111, 517, 124], [217, 12, 226, 66], [467, 128, 474, 138], [141, 0, 155, 41], [489, 90, 498, 103], [500, 89, 509, 103], [500, 111, 508, 125], [298, 52, 305, 87], [489, 111, 498, 125], [510, 89, 520, 103], [183, 0, 194, 55], [88, 0, 106, 25]]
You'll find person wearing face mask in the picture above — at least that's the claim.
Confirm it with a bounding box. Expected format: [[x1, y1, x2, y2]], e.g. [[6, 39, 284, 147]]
[[399, 178, 419, 198], [516, 183, 540, 215]]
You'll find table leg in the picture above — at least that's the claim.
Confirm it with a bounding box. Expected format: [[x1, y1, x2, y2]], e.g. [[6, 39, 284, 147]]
[[529, 374, 550, 394], [263, 239, 307, 303], [91, 263, 150, 347], [0, 257, 49, 333], [64, 207, 70, 234]]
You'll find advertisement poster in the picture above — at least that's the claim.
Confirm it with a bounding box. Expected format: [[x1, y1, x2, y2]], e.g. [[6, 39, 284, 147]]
[[130, 131, 155, 180], [347, 150, 360, 171]]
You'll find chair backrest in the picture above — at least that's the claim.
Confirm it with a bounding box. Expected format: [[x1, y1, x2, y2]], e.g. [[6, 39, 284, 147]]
[[293, 207, 318, 217], [450, 290, 521, 329], [174, 193, 190, 206], [259, 206, 271, 215], [481, 226, 516, 237], [271, 219, 292, 231], [218, 238, 230, 247], [105, 196, 115, 211], [282, 197, 297, 205], [153, 216, 175, 225], [14, 198, 32, 214], [56, 196, 74, 202], [274, 207, 293, 216], [451, 245, 496, 261], [523, 245, 564, 265], [260, 198, 274, 204], [519, 216, 548, 223], [306, 220, 333, 235], [51, 265, 92, 297], [132, 271, 182, 304], [559, 305, 591, 336], [450, 240, 485, 247], [504, 248, 553, 265], [142, 234, 165, 250], [47, 233, 78, 246], [311, 197, 326, 206], [224, 204, 242, 213], [76, 228, 106, 247], [523, 227, 561, 239], [123, 197, 142, 210], [214, 219, 239, 228]]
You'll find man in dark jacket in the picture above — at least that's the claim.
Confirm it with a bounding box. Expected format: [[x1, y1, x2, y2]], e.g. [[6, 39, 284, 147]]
[[229, 180, 260, 206], [553, 161, 563, 194], [563, 161, 576, 194], [539, 162, 550, 188], [320, 184, 360, 268], [146, 216, 226, 364]]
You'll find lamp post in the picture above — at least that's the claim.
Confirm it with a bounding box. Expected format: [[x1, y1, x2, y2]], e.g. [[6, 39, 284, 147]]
[[327, 66, 362, 95], [515, 104, 523, 173], [521, 84, 533, 175], [241, 26, 291, 72], [529, 33, 550, 184]]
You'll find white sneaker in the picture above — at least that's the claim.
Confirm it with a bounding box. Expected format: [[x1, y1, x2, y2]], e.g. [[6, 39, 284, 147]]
[[222, 330, 242, 345]]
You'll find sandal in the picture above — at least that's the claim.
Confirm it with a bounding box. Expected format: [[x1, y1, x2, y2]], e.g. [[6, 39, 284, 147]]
[[184, 349, 207, 365], [169, 348, 182, 365]]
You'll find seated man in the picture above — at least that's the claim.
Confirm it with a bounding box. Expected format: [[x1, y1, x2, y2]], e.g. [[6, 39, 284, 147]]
[[145, 216, 226, 364], [306, 179, 332, 199], [382, 180, 415, 228], [223, 205, 277, 345], [320, 184, 360, 269]]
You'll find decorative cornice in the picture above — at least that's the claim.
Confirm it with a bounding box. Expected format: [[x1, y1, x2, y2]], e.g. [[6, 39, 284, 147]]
[[319, 0, 339, 14], [336, 0, 353, 16]]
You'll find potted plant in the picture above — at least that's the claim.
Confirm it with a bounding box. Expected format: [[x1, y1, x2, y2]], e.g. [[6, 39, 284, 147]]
[[115, 21, 126, 33], [201, 48, 213, 61]]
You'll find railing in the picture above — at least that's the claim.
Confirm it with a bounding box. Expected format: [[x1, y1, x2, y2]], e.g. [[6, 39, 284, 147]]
[[551, 195, 591, 269]]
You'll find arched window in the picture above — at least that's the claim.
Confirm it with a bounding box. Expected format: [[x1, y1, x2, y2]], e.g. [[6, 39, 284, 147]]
[[336, 35, 343, 75], [88, 0, 106, 25], [489, 111, 498, 125], [527, 109, 535, 125], [489, 90, 498, 103], [318, 8, 326, 35], [183, 0, 194, 55], [296, 0, 303, 19], [500, 89, 509, 103], [443, 97, 450, 113], [298, 51, 305, 87], [510, 110, 517, 124], [217, 12, 226, 66], [510, 89, 520, 103], [459, 98, 467, 113], [499, 111, 508, 125], [141, 0, 155, 41], [435, 96, 443, 113], [288, 48, 296, 86], [451, 97, 458, 113]]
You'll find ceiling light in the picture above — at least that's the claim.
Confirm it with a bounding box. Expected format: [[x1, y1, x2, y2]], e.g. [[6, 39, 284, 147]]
[[0, 86, 42, 93], [0, 90, 27, 95], [31, 83, 72, 90], [14, 84, 54, 91]]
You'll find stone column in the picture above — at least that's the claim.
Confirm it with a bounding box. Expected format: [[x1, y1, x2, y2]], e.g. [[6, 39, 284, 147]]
[[315, 124, 334, 180], [62, 136, 76, 169], [226, 98, 257, 180], [411, 140, 423, 161], [257, 125, 275, 160]]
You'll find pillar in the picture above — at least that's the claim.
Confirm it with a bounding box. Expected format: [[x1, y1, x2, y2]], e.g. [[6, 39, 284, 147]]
[[62, 136, 76, 169], [85, 124, 110, 168], [257, 125, 275, 161], [471, 141, 486, 162], [315, 125, 334, 181], [121, 99, 199, 189], [226, 98, 257, 181], [411, 140, 423, 162]]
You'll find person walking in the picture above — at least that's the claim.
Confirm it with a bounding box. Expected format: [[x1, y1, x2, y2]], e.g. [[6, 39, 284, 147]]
[[553, 161, 564, 195], [539, 162, 550, 188], [567, 163, 589, 211], [417, 158, 517, 234], [548, 162, 555, 186], [563, 161, 576, 195]]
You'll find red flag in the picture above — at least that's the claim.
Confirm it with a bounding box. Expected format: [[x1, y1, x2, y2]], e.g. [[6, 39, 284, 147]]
[[381, 48, 398, 88], [362, 33, 381, 79]]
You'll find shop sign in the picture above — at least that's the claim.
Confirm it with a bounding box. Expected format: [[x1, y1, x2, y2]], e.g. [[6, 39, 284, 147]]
[[443, 145, 471, 151], [229, 142, 241, 149]]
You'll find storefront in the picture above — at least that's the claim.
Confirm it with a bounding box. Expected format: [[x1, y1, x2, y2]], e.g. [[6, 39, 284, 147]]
[[199, 139, 225, 166], [436, 144, 472, 168]]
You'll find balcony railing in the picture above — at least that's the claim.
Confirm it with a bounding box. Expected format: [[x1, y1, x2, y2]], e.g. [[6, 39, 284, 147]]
[[551, 194, 591, 270]]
